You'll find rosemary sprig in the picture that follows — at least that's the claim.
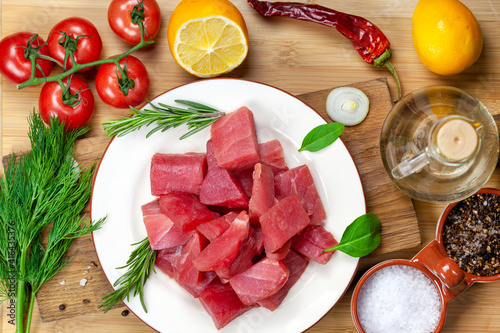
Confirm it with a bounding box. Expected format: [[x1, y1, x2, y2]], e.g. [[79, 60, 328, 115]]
[[102, 99, 225, 140], [99, 237, 157, 313], [0, 111, 105, 333]]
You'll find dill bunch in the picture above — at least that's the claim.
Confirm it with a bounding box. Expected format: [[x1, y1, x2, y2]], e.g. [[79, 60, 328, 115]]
[[0, 111, 105, 333]]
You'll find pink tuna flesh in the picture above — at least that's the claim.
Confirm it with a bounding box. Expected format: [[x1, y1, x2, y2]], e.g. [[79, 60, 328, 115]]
[[258, 250, 309, 311], [210, 106, 260, 171], [248, 163, 275, 225], [150, 152, 206, 196], [196, 211, 239, 242], [274, 164, 327, 224], [229, 258, 289, 305], [291, 224, 338, 264], [176, 232, 208, 286], [159, 192, 213, 232], [199, 280, 255, 330], [259, 140, 288, 174], [142, 199, 193, 250], [199, 140, 249, 208], [260, 194, 310, 254], [192, 211, 250, 272]]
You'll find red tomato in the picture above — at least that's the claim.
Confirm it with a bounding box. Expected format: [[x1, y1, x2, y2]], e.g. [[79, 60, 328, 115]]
[[108, 0, 161, 45], [39, 76, 95, 131], [0, 32, 53, 85], [47, 17, 103, 71], [96, 55, 150, 109]]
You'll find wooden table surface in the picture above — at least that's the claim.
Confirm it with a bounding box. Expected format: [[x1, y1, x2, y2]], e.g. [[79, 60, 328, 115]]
[[2, 0, 500, 332]]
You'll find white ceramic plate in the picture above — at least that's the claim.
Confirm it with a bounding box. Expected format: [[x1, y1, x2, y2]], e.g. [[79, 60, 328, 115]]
[[91, 79, 366, 333]]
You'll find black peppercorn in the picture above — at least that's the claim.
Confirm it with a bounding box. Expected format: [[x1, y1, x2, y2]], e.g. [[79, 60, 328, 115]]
[[59, 304, 66, 310], [443, 193, 500, 276], [121, 309, 129, 317]]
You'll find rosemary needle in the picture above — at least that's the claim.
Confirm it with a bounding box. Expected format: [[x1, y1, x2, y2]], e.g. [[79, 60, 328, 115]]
[[99, 237, 157, 313], [102, 99, 225, 139]]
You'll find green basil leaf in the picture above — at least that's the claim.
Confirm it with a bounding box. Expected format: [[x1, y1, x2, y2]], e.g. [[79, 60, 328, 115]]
[[324, 213, 381, 257], [298, 122, 344, 152]]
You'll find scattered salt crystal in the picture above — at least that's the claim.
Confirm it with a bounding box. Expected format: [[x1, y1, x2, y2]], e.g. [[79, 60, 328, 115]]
[[87, 266, 91, 269], [80, 278, 88, 286], [357, 265, 441, 333], [59, 281, 66, 285]]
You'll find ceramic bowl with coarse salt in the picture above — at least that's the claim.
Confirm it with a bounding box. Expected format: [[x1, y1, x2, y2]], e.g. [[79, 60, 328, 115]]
[[350, 187, 500, 333]]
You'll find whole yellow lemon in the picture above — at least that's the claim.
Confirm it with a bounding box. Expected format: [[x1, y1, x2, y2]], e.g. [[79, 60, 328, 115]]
[[412, 0, 483, 75]]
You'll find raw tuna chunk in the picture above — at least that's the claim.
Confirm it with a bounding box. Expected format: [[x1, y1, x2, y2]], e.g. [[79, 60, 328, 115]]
[[274, 165, 327, 224], [234, 168, 254, 198], [210, 106, 260, 171], [142, 199, 193, 250], [258, 250, 309, 311], [259, 140, 288, 174], [199, 280, 254, 330], [199, 141, 249, 208], [180, 271, 217, 298], [176, 232, 208, 286], [248, 163, 275, 224], [292, 225, 338, 264], [252, 225, 264, 255], [196, 211, 239, 242], [155, 246, 183, 278], [266, 240, 291, 261], [159, 193, 213, 232], [229, 258, 289, 305], [215, 229, 256, 280], [260, 194, 310, 254], [193, 211, 250, 272], [150, 153, 206, 196]]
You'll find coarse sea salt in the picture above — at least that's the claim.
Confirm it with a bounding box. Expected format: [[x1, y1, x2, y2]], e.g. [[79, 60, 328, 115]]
[[357, 265, 441, 333]]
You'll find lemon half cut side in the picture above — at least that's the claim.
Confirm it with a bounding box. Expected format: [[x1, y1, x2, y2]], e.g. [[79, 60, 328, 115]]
[[173, 16, 248, 78]]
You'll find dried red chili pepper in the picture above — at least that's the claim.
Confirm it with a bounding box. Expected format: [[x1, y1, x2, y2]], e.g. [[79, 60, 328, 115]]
[[247, 0, 402, 102]]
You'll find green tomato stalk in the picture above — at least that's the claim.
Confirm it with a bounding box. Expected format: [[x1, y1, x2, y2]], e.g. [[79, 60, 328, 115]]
[[17, 0, 152, 92]]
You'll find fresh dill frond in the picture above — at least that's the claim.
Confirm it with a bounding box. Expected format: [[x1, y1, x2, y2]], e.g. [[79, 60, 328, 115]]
[[0, 111, 105, 332], [102, 99, 225, 139], [99, 237, 156, 313]]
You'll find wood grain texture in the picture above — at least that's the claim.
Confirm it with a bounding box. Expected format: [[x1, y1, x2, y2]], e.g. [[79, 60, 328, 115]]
[[2, 0, 500, 332]]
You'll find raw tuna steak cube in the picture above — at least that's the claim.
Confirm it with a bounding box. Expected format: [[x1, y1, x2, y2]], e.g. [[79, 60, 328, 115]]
[[292, 224, 338, 264], [215, 228, 256, 280], [150, 153, 206, 196], [199, 280, 254, 330], [249, 163, 275, 224], [252, 225, 264, 255], [266, 239, 291, 261], [274, 165, 327, 224], [234, 168, 254, 198], [142, 199, 193, 250], [260, 194, 310, 254], [258, 250, 309, 311], [210, 106, 260, 171], [199, 141, 249, 208], [259, 140, 288, 174], [193, 211, 250, 272], [229, 258, 289, 305], [159, 192, 213, 232], [180, 271, 217, 298], [196, 211, 239, 242], [155, 246, 183, 279], [176, 232, 208, 286]]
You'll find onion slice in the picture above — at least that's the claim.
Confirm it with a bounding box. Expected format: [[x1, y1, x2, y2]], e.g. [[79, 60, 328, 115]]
[[326, 87, 370, 126]]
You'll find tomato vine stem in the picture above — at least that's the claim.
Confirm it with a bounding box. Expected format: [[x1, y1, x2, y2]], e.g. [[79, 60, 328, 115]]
[[17, 1, 154, 90]]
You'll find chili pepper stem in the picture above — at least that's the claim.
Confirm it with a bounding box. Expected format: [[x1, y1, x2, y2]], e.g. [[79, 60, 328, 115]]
[[385, 61, 402, 103]]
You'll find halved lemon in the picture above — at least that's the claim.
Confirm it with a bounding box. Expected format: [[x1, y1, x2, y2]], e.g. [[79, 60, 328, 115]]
[[167, 0, 249, 78]]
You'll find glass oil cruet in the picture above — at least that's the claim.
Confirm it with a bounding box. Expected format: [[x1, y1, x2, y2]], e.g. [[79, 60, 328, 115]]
[[380, 86, 499, 204]]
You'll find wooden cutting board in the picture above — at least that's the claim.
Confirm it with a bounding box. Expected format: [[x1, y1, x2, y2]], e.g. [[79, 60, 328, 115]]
[[3, 78, 421, 322]]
